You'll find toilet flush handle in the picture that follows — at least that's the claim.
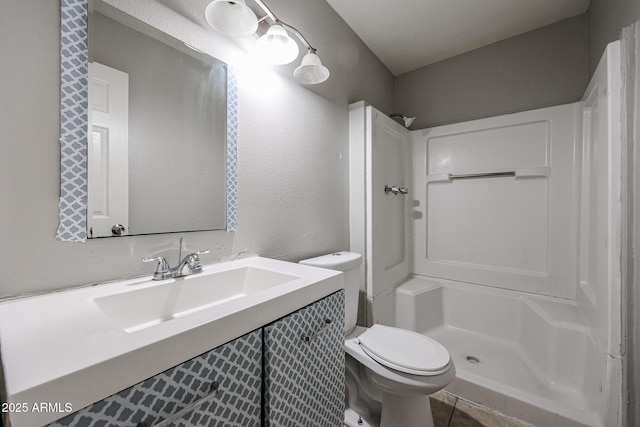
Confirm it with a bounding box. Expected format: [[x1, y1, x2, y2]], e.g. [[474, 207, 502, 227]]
[[301, 318, 332, 342]]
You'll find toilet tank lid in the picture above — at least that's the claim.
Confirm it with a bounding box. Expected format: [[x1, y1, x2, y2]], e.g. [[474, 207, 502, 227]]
[[299, 251, 362, 271]]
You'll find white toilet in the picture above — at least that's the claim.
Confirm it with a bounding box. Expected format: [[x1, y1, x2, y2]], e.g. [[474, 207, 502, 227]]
[[300, 251, 455, 427]]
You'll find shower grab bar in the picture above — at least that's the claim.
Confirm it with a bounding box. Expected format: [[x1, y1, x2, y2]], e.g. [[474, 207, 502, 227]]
[[425, 167, 550, 183], [450, 171, 515, 180]]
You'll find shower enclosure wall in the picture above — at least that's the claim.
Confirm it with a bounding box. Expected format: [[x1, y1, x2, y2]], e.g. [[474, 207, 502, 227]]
[[349, 40, 623, 427]]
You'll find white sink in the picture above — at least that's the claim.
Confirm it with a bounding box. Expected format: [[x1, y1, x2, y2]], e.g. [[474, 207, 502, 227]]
[[94, 267, 300, 332], [0, 256, 343, 427]]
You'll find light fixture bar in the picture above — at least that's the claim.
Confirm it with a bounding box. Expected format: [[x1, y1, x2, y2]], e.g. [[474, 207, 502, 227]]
[[205, 0, 330, 84], [277, 21, 315, 51], [251, 0, 316, 51], [252, 0, 277, 22]]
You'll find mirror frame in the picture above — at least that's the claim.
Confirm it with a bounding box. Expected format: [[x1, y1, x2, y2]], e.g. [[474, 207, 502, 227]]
[[57, 0, 238, 242]]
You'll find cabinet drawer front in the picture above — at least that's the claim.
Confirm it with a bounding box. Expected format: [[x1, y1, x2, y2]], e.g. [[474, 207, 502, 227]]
[[264, 290, 345, 427], [47, 330, 262, 427]]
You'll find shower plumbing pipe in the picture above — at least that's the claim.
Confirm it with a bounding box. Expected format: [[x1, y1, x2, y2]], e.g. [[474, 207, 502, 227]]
[[384, 185, 409, 195]]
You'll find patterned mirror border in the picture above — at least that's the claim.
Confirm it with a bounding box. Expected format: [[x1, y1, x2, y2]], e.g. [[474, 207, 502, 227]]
[[57, 0, 238, 242]]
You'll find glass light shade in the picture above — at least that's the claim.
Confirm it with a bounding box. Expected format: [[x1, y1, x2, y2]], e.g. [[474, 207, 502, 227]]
[[204, 0, 258, 38], [294, 52, 330, 84], [256, 25, 300, 65]]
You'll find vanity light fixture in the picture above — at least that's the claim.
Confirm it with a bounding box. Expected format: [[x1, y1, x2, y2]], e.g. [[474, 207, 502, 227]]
[[204, 0, 258, 38], [205, 0, 330, 84]]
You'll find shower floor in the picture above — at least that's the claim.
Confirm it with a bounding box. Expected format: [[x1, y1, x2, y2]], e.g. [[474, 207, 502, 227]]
[[425, 325, 600, 427]]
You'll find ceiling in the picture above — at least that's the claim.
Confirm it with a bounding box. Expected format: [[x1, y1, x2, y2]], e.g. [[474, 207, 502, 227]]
[[324, 0, 590, 76]]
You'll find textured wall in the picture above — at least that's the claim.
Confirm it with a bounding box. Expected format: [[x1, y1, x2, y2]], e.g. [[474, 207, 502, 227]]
[[0, 0, 393, 296], [393, 15, 588, 129]]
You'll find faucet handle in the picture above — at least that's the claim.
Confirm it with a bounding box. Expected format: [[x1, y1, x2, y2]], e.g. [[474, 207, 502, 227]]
[[192, 249, 210, 259], [142, 256, 173, 280], [190, 249, 210, 263], [186, 249, 210, 273]]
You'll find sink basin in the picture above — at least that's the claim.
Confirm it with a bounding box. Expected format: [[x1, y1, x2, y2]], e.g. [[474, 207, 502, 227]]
[[0, 255, 342, 427], [94, 267, 300, 333]]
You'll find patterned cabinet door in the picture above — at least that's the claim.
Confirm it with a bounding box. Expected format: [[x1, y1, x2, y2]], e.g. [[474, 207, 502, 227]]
[[46, 330, 262, 427], [263, 290, 345, 427]]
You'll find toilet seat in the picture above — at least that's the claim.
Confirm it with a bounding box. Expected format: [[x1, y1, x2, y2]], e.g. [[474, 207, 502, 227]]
[[357, 324, 450, 376]]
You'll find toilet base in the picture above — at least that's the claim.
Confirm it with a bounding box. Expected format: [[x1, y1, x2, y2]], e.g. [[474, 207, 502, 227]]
[[380, 393, 434, 427], [344, 408, 378, 427]]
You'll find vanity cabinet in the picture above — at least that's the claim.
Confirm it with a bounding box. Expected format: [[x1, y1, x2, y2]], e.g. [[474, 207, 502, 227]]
[[263, 290, 345, 427], [46, 330, 262, 427], [44, 291, 344, 427]]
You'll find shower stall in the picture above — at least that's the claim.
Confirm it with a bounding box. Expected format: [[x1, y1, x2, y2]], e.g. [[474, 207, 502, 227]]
[[349, 40, 624, 427]]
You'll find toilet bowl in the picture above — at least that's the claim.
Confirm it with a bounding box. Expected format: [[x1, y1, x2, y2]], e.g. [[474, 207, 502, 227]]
[[345, 326, 455, 427], [299, 252, 455, 427]]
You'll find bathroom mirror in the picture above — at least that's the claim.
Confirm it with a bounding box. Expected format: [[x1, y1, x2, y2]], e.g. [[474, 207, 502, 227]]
[[57, 0, 238, 241]]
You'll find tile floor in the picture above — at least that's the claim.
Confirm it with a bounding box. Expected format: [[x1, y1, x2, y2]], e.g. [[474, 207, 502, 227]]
[[430, 391, 536, 427]]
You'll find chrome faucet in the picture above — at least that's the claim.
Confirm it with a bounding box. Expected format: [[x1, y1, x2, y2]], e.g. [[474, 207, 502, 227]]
[[174, 250, 210, 277], [142, 256, 173, 280], [142, 238, 210, 280]]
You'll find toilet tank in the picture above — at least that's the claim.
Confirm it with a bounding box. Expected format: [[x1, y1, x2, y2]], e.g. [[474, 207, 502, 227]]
[[299, 252, 362, 334]]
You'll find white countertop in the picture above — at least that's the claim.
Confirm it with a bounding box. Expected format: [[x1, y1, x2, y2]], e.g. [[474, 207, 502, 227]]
[[0, 256, 342, 427]]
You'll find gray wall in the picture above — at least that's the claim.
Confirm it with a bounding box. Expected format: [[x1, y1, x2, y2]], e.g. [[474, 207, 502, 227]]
[[0, 0, 393, 296], [588, 0, 640, 74], [393, 15, 589, 129], [394, 0, 640, 131]]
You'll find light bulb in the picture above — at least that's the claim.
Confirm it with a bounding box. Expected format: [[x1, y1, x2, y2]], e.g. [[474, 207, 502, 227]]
[[256, 25, 299, 65]]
